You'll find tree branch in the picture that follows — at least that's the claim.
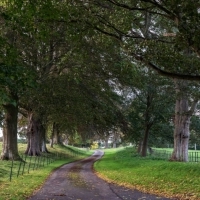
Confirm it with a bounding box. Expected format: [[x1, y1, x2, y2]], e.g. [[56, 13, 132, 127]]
[[104, 0, 175, 20], [134, 54, 200, 81], [188, 99, 198, 116]]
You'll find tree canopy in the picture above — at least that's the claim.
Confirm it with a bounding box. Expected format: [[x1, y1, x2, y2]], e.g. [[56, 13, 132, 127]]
[[0, 0, 200, 161]]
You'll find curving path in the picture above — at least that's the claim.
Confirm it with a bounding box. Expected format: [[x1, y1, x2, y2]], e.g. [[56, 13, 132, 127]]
[[28, 150, 174, 200]]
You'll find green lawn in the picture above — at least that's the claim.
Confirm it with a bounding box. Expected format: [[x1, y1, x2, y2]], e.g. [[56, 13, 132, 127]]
[[94, 147, 200, 200], [2, 144, 200, 200], [0, 143, 93, 200]]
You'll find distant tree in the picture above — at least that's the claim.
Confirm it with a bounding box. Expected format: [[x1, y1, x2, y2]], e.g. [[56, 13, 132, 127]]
[[125, 68, 174, 156]]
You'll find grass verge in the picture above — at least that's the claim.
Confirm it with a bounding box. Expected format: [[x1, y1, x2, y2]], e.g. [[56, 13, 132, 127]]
[[0, 143, 93, 200], [94, 147, 200, 200]]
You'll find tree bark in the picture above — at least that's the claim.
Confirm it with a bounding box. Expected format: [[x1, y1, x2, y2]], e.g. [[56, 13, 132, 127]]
[[40, 122, 49, 153], [53, 123, 62, 145], [1, 103, 21, 160], [141, 124, 151, 157], [25, 113, 41, 156], [50, 122, 56, 148], [112, 131, 118, 148], [170, 81, 198, 162], [104, 138, 109, 148], [141, 93, 153, 157], [137, 140, 143, 154]]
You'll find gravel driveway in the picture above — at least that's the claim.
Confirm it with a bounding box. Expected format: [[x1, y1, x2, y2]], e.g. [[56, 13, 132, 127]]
[[28, 150, 174, 200]]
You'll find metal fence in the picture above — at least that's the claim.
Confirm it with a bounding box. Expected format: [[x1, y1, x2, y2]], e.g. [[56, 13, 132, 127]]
[[151, 149, 200, 162], [188, 151, 200, 162], [9, 153, 65, 181], [4, 149, 82, 182], [151, 149, 171, 160]]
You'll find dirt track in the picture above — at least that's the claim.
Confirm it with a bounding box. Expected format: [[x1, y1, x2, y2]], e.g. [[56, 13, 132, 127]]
[[28, 150, 173, 200]]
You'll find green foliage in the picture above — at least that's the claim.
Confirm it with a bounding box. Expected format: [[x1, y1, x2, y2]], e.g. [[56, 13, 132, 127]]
[[124, 67, 174, 146], [95, 147, 200, 199], [79, 1, 200, 80], [0, 63, 36, 105]]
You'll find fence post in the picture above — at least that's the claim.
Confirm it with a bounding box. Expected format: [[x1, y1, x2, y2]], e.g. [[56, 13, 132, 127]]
[[17, 156, 23, 178], [22, 154, 27, 175], [191, 152, 193, 162], [28, 156, 32, 173], [195, 152, 197, 162], [42, 155, 45, 166]]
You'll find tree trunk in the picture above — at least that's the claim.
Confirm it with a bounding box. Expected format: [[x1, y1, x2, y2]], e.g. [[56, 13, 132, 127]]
[[40, 122, 48, 153], [53, 123, 62, 145], [171, 98, 190, 161], [141, 125, 151, 157], [137, 140, 143, 154], [1, 104, 21, 160], [25, 113, 41, 156], [112, 133, 116, 148], [50, 122, 56, 148], [170, 81, 198, 162], [104, 138, 109, 148], [141, 93, 153, 157]]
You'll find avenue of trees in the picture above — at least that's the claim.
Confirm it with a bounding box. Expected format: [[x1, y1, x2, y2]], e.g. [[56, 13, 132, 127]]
[[0, 0, 200, 162]]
